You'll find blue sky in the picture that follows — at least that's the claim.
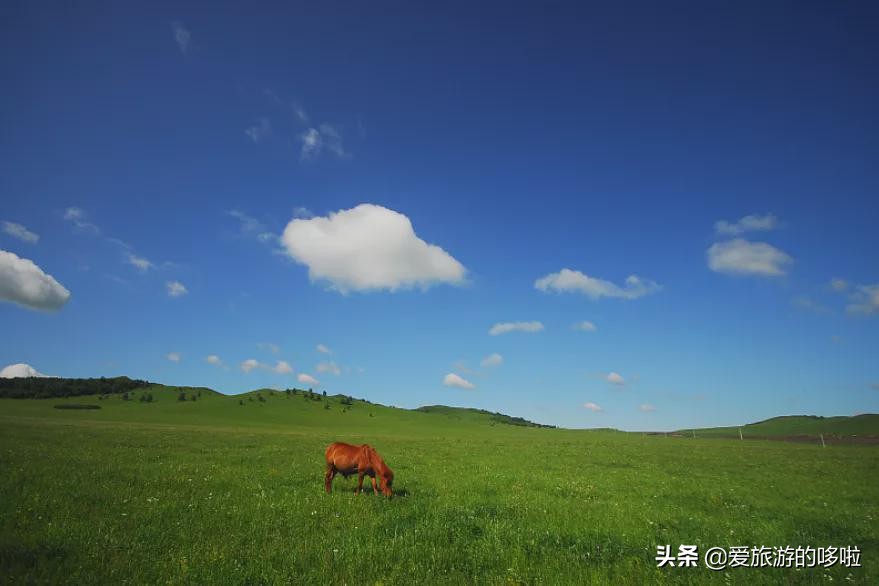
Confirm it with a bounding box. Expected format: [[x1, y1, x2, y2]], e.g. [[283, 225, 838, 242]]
[[1, 1, 877, 430]]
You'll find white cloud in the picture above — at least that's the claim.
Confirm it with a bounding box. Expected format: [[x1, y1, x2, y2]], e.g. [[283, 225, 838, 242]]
[[316, 343, 332, 354], [63, 207, 99, 233], [606, 372, 625, 386], [298, 373, 319, 385], [0, 250, 71, 311], [792, 296, 830, 314], [282, 204, 467, 293], [127, 254, 154, 272], [2, 221, 39, 244], [257, 342, 280, 354], [639, 404, 657, 412], [443, 373, 475, 390], [316, 361, 341, 375], [172, 22, 191, 55], [1, 363, 51, 378], [299, 124, 347, 161], [206, 355, 225, 367], [273, 360, 293, 374], [830, 278, 849, 292], [846, 284, 879, 316], [166, 281, 188, 297], [714, 213, 778, 236], [489, 321, 544, 336], [240, 359, 263, 373], [535, 269, 661, 300], [227, 210, 278, 245], [245, 118, 272, 143], [583, 402, 603, 412], [480, 353, 503, 368], [166, 352, 181, 363], [707, 239, 792, 277], [572, 321, 597, 332]]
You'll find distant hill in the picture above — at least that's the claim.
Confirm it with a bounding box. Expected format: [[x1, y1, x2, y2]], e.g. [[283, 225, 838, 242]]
[[0, 376, 149, 399], [416, 405, 555, 428], [678, 414, 879, 443]]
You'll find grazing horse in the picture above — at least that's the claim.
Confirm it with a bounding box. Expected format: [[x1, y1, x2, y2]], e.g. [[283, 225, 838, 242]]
[[325, 442, 394, 497]]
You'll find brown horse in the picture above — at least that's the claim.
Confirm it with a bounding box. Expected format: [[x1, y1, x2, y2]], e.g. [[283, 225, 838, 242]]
[[325, 442, 394, 497]]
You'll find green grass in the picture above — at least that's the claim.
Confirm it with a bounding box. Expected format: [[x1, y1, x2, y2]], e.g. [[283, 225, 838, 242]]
[[1, 389, 877, 584]]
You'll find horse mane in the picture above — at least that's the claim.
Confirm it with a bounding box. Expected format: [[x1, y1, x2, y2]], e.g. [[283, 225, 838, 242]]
[[364, 445, 391, 476]]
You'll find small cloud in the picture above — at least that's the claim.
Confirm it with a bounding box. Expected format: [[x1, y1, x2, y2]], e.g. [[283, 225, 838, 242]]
[[166, 281, 188, 297], [245, 118, 272, 143], [273, 360, 293, 374], [583, 402, 603, 412], [316, 344, 332, 355], [0, 250, 71, 311], [707, 239, 792, 277], [1, 363, 51, 378], [257, 342, 280, 354], [846, 284, 879, 316], [63, 207, 100, 233], [240, 359, 263, 373], [316, 361, 341, 376], [298, 373, 319, 385], [830, 278, 849, 292], [714, 213, 778, 236], [443, 373, 475, 390], [227, 210, 278, 245], [535, 269, 661, 300], [299, 124, 347, 161], [606, 372, 625, 386], [293, 207, 313, 219], [489, 321, 544, 336], [2, 221, 39, 244], [792, 296, 830, 314], [166, 352, 181, 363], [206, 355, 225, 367], [171, 21, 191, 55], [127, 254, 154, 272], [572, 321, 597, 332], [639, 404, 657, 412], [282, 204, 467, 293], [480, 353, 503, 368]]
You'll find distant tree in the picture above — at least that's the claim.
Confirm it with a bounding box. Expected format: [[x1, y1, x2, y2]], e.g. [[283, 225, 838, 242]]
[[145, 393, 154, 403], [191, 394, 197, 401], [248, 396, 254, 402], [322, 390, 327, 397], [198, 390, 202, 397], [239, 399, 244, 406], [178, 392, 187, 402], [258, 394, 266, 403]]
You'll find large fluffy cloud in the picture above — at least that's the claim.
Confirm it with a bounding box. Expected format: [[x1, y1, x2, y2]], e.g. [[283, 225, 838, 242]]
[[0, 250, 71, 311], [0, 363, 50, 378], [535, 269, 661, 300], [706, 239, 792, 276], [443, 373, 475, 389], [489, 321, 544, 336], [281, 204, 467, 293]]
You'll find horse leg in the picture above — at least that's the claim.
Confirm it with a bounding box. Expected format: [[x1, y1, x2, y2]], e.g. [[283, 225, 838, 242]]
[[324, 465, 336, 494], [371, 476, 379, 496], [356, 472, 365, 495]]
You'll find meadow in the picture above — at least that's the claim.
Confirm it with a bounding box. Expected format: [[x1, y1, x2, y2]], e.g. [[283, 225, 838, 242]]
[[1, 386, 877, 584]]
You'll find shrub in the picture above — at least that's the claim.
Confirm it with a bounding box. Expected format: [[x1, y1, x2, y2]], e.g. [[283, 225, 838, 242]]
[[54, 404, 101, 410]]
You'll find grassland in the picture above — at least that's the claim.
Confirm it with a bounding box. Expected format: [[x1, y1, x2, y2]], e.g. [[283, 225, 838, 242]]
[[1, 386, 877, 584]]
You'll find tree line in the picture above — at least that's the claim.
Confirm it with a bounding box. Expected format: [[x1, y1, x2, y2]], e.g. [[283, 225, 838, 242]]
[[0, 376, 149, 399]]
